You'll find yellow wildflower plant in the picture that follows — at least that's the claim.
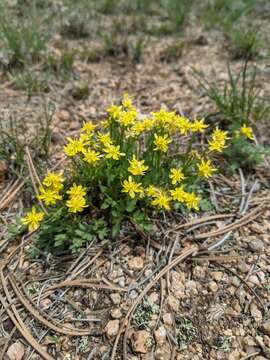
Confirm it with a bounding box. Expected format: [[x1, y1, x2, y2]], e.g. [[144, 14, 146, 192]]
[[66, 195, 88, 213], [107, 104, 122, 119], [21, 94, 241, 252], [128, 155, 149, 176], [122, 93, 134, 110], [104, 144, 125, 160], [197, 159, 217, 178], [151, 109, 175, 128], [38, 187, 62, 206], [83, 149, 101, 165], [21, 207, 44, 232], [170, 186, 186, 202], [81, 121, 96, 134], [151, 191, 171, 210], [146, 185, 159, 197], [190, 119, 208, 133], [118, 110, 137, 127], [97, 132, 113, 146], [169, 168, 185, 185], [208, 127, 229, 153], [122, 176, 143, 199], [240, 124, 254, 140], [42, 172, 64, 191], [64, 137, 86, 157], [175, 116, 191, 135], [67, 183, 87, 198], [184, 192, 200, 211], [153, 133, 171, 152]]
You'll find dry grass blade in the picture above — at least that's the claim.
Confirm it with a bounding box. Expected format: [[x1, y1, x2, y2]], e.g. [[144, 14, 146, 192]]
[[195, 203, 265, 240], [25, 146, 42, 188], [192, 255, 242, 262], [111, 245, 198, 360], [8, 274, 92, 336], [68, 249, 103, 280], [0, 272, 53, 360], [168, 213, 234, 233], [44, 279, 128, 293], [0, 327, 16, 360], [25, 147, 48, 215], [0, 179, 25, 212]]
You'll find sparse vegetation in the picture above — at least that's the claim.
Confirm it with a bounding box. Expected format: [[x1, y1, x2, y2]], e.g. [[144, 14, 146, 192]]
[[196, 61, 270, 169], [196, 61, 269, 125], [226, 24, 262, 60], [0, 104, 53, 178], [133, 300, 159, 330], [0, 8, 47, 68], [8, 70, 50, 96], [175, 316, 197, 351]]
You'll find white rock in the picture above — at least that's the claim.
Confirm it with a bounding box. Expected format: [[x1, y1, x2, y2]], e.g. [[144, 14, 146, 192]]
[[170, 271, 185, 298], [7, 342, 25, 360], [131, 330, 152, 354], [128, 257, 144, 271], [110, 293, 121, 305], [248, 238, 264, 252], [208, 281, 218, 292], [260, 320, 270, 336], [154, 326, 167, 345], [166, 295, 179, 312], [162, 313, 173, 326], [111, 308, 122, 319], [105, 320, 120, 338]]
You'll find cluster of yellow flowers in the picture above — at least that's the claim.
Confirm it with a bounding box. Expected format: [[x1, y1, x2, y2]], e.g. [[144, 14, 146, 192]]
[[37, 172, 63, 206], [21, 94, 255, 233], [66, 183, 88, 213]]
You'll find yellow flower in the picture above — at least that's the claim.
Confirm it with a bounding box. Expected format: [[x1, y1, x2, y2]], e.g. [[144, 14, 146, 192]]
[[101, 118, 110, 128], [169, 168, 185, 185], [98, 132, 113, 146], [153, 133, 171, 152], [128, 155, 149, 176], [67, 183, 87, 198], [104, 144, 125, 160], [122, 176, 143, 199], [107, 104, 122, 119], [81, 122, 96, 134], [130, 121, 145, 136], [170, 186, 186, 202], [122, 93, 134, 109], [146, 185, 159, 197], [197, 159, 216, 178], [175, 116, 191, 135], [208, 127, 229, 152], [64, 137, 86, 157], [79, 133, 92, 145], [152, 109, 175, 128], [142, 118, 155, 131], [151, 191, 171, 210], [21, 207, 44, 232], [240, 124, 254, 140], [83, 149, 101, 165], [38, 187, 62, 206], [42, 172, 64, 191], [66, 196, 88, 213], [184, 192, 200, 211], [190, 119, 208, 133], [118, 110, 137, 127]]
